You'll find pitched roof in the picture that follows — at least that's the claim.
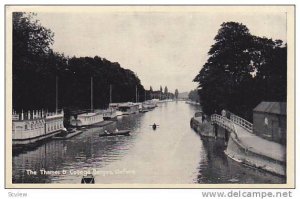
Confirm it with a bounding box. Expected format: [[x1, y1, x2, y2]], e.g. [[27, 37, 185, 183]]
[[253, 102, 286, 115]]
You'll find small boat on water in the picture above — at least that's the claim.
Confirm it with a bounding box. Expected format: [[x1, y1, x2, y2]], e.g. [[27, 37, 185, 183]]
[[151, 123, 159, 130], [139, 108, 149, 113], [99, 130, 130, 137], [52, 129, 83, 140], [152, 125, 157, 130], [81, 174, 95, 184]]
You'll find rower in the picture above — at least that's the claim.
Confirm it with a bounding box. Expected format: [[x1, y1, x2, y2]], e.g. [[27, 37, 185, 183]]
[[152, 123, 157, 130]]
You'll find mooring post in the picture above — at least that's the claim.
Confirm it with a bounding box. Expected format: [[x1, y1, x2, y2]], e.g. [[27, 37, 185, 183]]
[[214, 124, 218, 139], [224, 129, 229, 146]]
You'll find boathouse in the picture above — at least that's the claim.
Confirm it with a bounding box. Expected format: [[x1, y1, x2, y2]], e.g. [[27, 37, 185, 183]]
[[253, 102, 286, 144]]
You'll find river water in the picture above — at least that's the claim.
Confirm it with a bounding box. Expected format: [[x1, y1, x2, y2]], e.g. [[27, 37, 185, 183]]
[[12, 101, 285, 184]]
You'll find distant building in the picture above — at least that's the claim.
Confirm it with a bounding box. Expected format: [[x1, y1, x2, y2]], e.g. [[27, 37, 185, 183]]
[[253, 102, 286, 144]]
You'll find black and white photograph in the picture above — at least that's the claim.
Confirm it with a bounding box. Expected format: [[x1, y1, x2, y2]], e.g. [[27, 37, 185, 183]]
[[5, 5, 295, 188]]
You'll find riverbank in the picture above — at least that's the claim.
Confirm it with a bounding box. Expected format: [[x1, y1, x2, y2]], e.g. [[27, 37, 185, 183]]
[[190, 117, 214, 137], [190, 116, 286, 177], [12, 101, 284, 184]]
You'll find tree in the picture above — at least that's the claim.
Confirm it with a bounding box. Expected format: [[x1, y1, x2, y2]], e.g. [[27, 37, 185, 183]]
[[164, 86, 168, 99], [188, 89, 200, 102], [175, 89, 179, 99], [12, 12, 146, 112], [13, 12, 54, 58], [250, 37, 287, 103], [13, 12, 56, 110], [150, 86, 153, 92], [193, 22, 286, 120], [194, 22, 253, 116], [164, 86, 168, 94]]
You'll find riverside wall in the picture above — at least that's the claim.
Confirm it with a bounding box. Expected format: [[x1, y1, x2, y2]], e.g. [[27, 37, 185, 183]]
[[190, 117, 286, 177], [225, 134, 286, 176], [190, 117, 225, 138]]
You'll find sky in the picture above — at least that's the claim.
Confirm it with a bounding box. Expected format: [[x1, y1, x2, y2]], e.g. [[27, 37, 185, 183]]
[[35, 8, 287, 93]]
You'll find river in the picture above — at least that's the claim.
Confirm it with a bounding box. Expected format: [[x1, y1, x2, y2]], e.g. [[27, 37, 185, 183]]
[[12, 101, 285, 184]]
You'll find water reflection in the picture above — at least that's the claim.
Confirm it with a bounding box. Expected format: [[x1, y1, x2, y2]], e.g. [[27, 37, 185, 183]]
[[12, 101, 285, 184], [196, 137, 285, 184]]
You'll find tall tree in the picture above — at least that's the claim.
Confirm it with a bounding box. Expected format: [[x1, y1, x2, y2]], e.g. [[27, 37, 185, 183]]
[[193, 22, 286, 120], [188, 89, 200, 102], [164, 86, 168, 94], [13, 12, 56, 111], [194, 22, 253, 116], [164, 86, 168, 99], [175, 89, 179, 99], [12, 12, 146, 112]]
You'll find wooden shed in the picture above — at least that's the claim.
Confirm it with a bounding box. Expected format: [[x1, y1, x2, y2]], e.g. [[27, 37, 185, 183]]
[[253, 102, 286, 144]]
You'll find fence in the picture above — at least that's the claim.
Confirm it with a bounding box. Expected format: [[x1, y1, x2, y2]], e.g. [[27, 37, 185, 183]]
[[230, 114, 253, 133]]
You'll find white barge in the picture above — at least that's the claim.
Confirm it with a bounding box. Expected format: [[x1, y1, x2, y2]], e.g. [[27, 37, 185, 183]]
[[118, 103, 139, 115], [70, 110, 104, 127], [12, 110, 65, 147], [103, 108, 117, 120]]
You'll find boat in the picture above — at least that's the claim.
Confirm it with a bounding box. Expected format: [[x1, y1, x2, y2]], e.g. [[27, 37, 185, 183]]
[[69, 77, 105, 127], [81, 174, 95, 184], [186, 100, 201, 105], [52, 129, 83, 140], [12, 77, 66, 147], [78, 126, 87, 131], [135, 102, 143, 111], [152, 125, 157, 130], [99, 130, 130, 137], [69, 111, 104, 127], [103, 108, 117, 120], [12, 110, 65, 147], [109, 104, 123, 117], [142, 100, 156, 110], [139, 108, 149, 113], [151, 123, 159, 130], [118, 103, 139, 115], [116, 110, 123, 117]]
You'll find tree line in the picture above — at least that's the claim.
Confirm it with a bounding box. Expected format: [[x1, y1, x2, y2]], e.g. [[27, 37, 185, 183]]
[[193, 22, 287, 121], [148, 86, 176, 100], [188, 89, 200, 103], [13, 12, 148, 112]]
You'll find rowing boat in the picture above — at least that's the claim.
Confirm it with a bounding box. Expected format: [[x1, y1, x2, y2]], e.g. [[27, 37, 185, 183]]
[[99, 130, 130, 137]]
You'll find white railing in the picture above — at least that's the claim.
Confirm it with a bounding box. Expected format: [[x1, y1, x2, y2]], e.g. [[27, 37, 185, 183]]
[[230, 114, 253, 133], [211, 114, 236, 134], [211, 114, 242, 142]]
